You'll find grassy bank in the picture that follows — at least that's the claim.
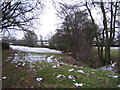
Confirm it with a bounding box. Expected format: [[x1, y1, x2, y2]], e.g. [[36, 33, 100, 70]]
[[2, 50, 119, 88]]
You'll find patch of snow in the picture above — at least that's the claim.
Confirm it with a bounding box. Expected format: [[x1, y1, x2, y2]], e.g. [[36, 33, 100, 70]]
[[111, 63, 116, 67], [15, 65, 18, 67], [73, 65, 77, 67], [117, 85, 120, 88], [22, 63, 26, 66], [75, 83, 84, 87], [98, 62, 117, 72], [31, 86, 34, 88], [2, 76, 7, 80], [108, 75, 118, 78], [98, 77, 100, 79], [87, 73, 89, 75], [57, 64, 60, 67], [68, 75, 76, 79], [36, 78, 43, 82], [12, 53, 60, 65], [68, 69, 76, 72], [10, 45, 62, 54], [56, 75, 65, 78], [77, 70, 84, 74], [52, 65, 58, 69], [72, 79, 76, 82], [33, 69, 36, 71]]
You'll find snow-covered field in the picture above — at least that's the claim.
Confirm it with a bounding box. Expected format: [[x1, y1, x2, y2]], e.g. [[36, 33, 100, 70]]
[[11, 53, 61, 66], [10, 45, 62, 54]]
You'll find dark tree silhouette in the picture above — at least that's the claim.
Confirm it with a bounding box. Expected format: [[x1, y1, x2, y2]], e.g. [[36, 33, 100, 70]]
[[0, 1, 43, 35]]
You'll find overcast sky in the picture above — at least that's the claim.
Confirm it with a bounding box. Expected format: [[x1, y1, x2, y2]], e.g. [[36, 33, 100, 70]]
[[11, 0, 84, 40], [13, 0, 62, 40], [9, 0, 119, 40]]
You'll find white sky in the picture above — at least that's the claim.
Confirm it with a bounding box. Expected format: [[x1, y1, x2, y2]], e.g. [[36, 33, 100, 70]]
[[8, 0, 119, 40], [36, 0, 61, 38], [13, 0, 62, 40]]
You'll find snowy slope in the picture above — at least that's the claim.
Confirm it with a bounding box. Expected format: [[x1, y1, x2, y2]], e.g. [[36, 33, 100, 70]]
[[10, 45, 62, 54]]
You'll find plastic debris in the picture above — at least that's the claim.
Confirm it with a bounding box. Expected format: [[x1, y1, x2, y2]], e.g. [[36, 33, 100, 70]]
[[75, 83, 84, 87]]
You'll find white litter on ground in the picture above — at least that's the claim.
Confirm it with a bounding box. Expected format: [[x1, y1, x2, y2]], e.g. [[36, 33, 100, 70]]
[[75, 83, 84, 87], [10, 45, 62, 54]]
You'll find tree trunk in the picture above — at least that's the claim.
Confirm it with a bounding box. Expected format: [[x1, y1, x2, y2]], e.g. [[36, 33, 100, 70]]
[[100, 46, 105, 65], [105, 41, 111, 65]]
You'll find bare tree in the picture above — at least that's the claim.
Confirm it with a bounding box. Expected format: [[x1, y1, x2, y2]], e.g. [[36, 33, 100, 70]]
[[85, 0, 119, 65], [0, 1, 43, 36], [50, 3, 98, 66]]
